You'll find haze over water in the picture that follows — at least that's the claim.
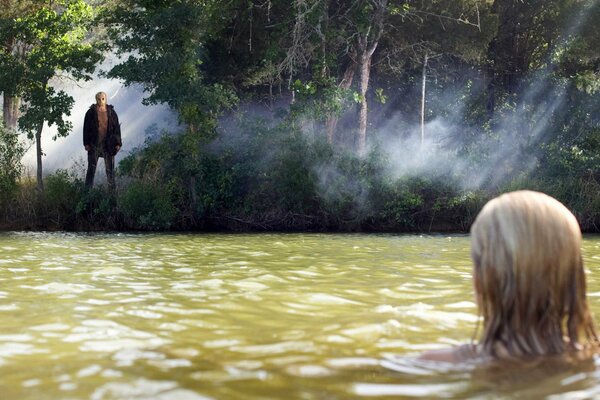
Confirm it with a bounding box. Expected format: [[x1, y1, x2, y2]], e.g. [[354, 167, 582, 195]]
[[1, 232, 600, 399]]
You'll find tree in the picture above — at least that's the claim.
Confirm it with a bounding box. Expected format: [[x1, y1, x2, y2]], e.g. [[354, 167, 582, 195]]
[[212, 0, 378, 149], [379, 0, 496, 144], [484, 0, 580, 113], [0, 0, 41, 130], [104, 0, 237, 130], [0, 117, 25, 206], [104, 0, 238, 211], [335, 0, 491, 151], [347, 0, 388, 153], [555, 0, 600, 94], [0, 0, 102, 191]]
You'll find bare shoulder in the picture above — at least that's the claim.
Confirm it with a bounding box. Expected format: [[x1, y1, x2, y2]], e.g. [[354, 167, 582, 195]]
[[418, 344, 479, 363]]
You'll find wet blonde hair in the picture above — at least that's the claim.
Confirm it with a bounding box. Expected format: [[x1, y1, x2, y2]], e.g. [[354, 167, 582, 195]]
[[471, 190, 598, 357]]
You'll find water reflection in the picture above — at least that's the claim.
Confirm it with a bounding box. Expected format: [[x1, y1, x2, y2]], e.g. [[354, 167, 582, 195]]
[[0, 232, 598, 398]]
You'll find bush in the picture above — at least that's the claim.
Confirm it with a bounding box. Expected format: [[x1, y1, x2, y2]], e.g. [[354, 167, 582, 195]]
[[0, 122, 25, 208], [43, 170, 82, 228], [75, 185, 118, 229], [118, 181, 177, 230]]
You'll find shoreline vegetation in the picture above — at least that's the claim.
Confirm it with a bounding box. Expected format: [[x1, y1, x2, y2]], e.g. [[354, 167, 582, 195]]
[[2, 122, 599, 233], [2, 175, 599, 234], [1, 1, 599, 233]]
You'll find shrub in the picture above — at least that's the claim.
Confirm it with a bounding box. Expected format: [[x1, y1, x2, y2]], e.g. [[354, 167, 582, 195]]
[[75, 185, 117, 229], [118, 181, 177, 230], [0, 122, 25, 208], [44, 170, 82, 228]]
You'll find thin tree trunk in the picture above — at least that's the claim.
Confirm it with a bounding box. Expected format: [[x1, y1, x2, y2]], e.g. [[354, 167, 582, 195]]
[[2, 33, 21, 130], [354, 0, 386, 154], [248, 1, 253, 53], [325, 118, 336, 144], [2, 94, 20, 130], [35, 121, 44, 192], [326, 61, 355, 144], [357, 50, 374, 154], [10, 96, 19, 129], [420, 52, 428, 148]]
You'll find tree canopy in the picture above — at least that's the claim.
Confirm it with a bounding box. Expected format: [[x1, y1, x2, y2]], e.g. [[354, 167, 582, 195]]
[[0, 0, 599, 231], [0, 0, 102, 190]]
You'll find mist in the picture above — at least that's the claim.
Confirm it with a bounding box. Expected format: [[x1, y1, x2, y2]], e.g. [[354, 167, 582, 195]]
[[17, 73, 177, 179], [345, 0, 600, 195], [207, 63, 576, 214], [371, 72, 568, 192], [8, 1, 594, 198]]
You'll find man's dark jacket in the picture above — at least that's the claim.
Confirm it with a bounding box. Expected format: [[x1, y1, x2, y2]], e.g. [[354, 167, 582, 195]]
[[83, 104, 122, 156]]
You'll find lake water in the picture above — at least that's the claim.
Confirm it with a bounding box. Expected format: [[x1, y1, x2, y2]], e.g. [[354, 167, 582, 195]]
[[1, 232, 600, 399]]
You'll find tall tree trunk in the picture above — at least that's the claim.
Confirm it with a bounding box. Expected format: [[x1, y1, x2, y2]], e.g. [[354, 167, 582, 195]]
[[353, 0, 387, 154], [35, 121, 44, 192], [420, 52, 428, 148], [355, 36, 379, 154], [326, 60, 355, 144], [2, 94, 20, 130], [2, 34, 21, 130], [357, 52, 372, 154]]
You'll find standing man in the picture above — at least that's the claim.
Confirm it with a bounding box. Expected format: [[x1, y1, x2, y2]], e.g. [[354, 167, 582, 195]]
[[83, 91, 122, 189]]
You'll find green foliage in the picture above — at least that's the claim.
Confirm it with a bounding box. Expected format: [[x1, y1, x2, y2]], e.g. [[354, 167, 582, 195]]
[[375, 88, 387, 104], [45, 170, 79, 208], [116, 115, 489, 231], [0, 0, 102, 189], [104, 0, 238, 129], [118, 181, 177, 230], [1, 0, 101, 136], [0, 121, 25, 206], [378, 179, 425, 228], [269, 132, 324, 213], [573, 71, 600, 95], [19, 87, 75, 140], [75, 186, 115, 222], [555, 2, 600, 94], [290, 77, 354, 121], [2, 0, 600, 234], [43, 169, 81, 226], [379, 0, 496, 77]]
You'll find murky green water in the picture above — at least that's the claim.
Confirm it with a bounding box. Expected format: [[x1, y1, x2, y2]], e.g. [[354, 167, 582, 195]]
[[1, 232, 600, 399]]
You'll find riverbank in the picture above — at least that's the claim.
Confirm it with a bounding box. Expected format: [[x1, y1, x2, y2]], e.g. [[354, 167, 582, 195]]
[[4, 119, 600, 234], [2, 169, 600, 233], [1, 170, 485, 232]]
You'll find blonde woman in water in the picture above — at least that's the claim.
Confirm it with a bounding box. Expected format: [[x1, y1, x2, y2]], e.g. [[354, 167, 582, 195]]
[[421, 190, 599, 362]]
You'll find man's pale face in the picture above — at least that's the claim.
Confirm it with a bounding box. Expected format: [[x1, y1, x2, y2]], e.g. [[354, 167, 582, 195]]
[[96, 93, 107, 107]]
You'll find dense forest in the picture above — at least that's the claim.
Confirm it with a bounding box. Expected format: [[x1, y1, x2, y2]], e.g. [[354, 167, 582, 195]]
[[0, 0, 599, 232]]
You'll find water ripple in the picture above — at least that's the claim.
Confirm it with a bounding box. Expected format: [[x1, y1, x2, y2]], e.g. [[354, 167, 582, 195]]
[[0, 232, 598, 399]]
